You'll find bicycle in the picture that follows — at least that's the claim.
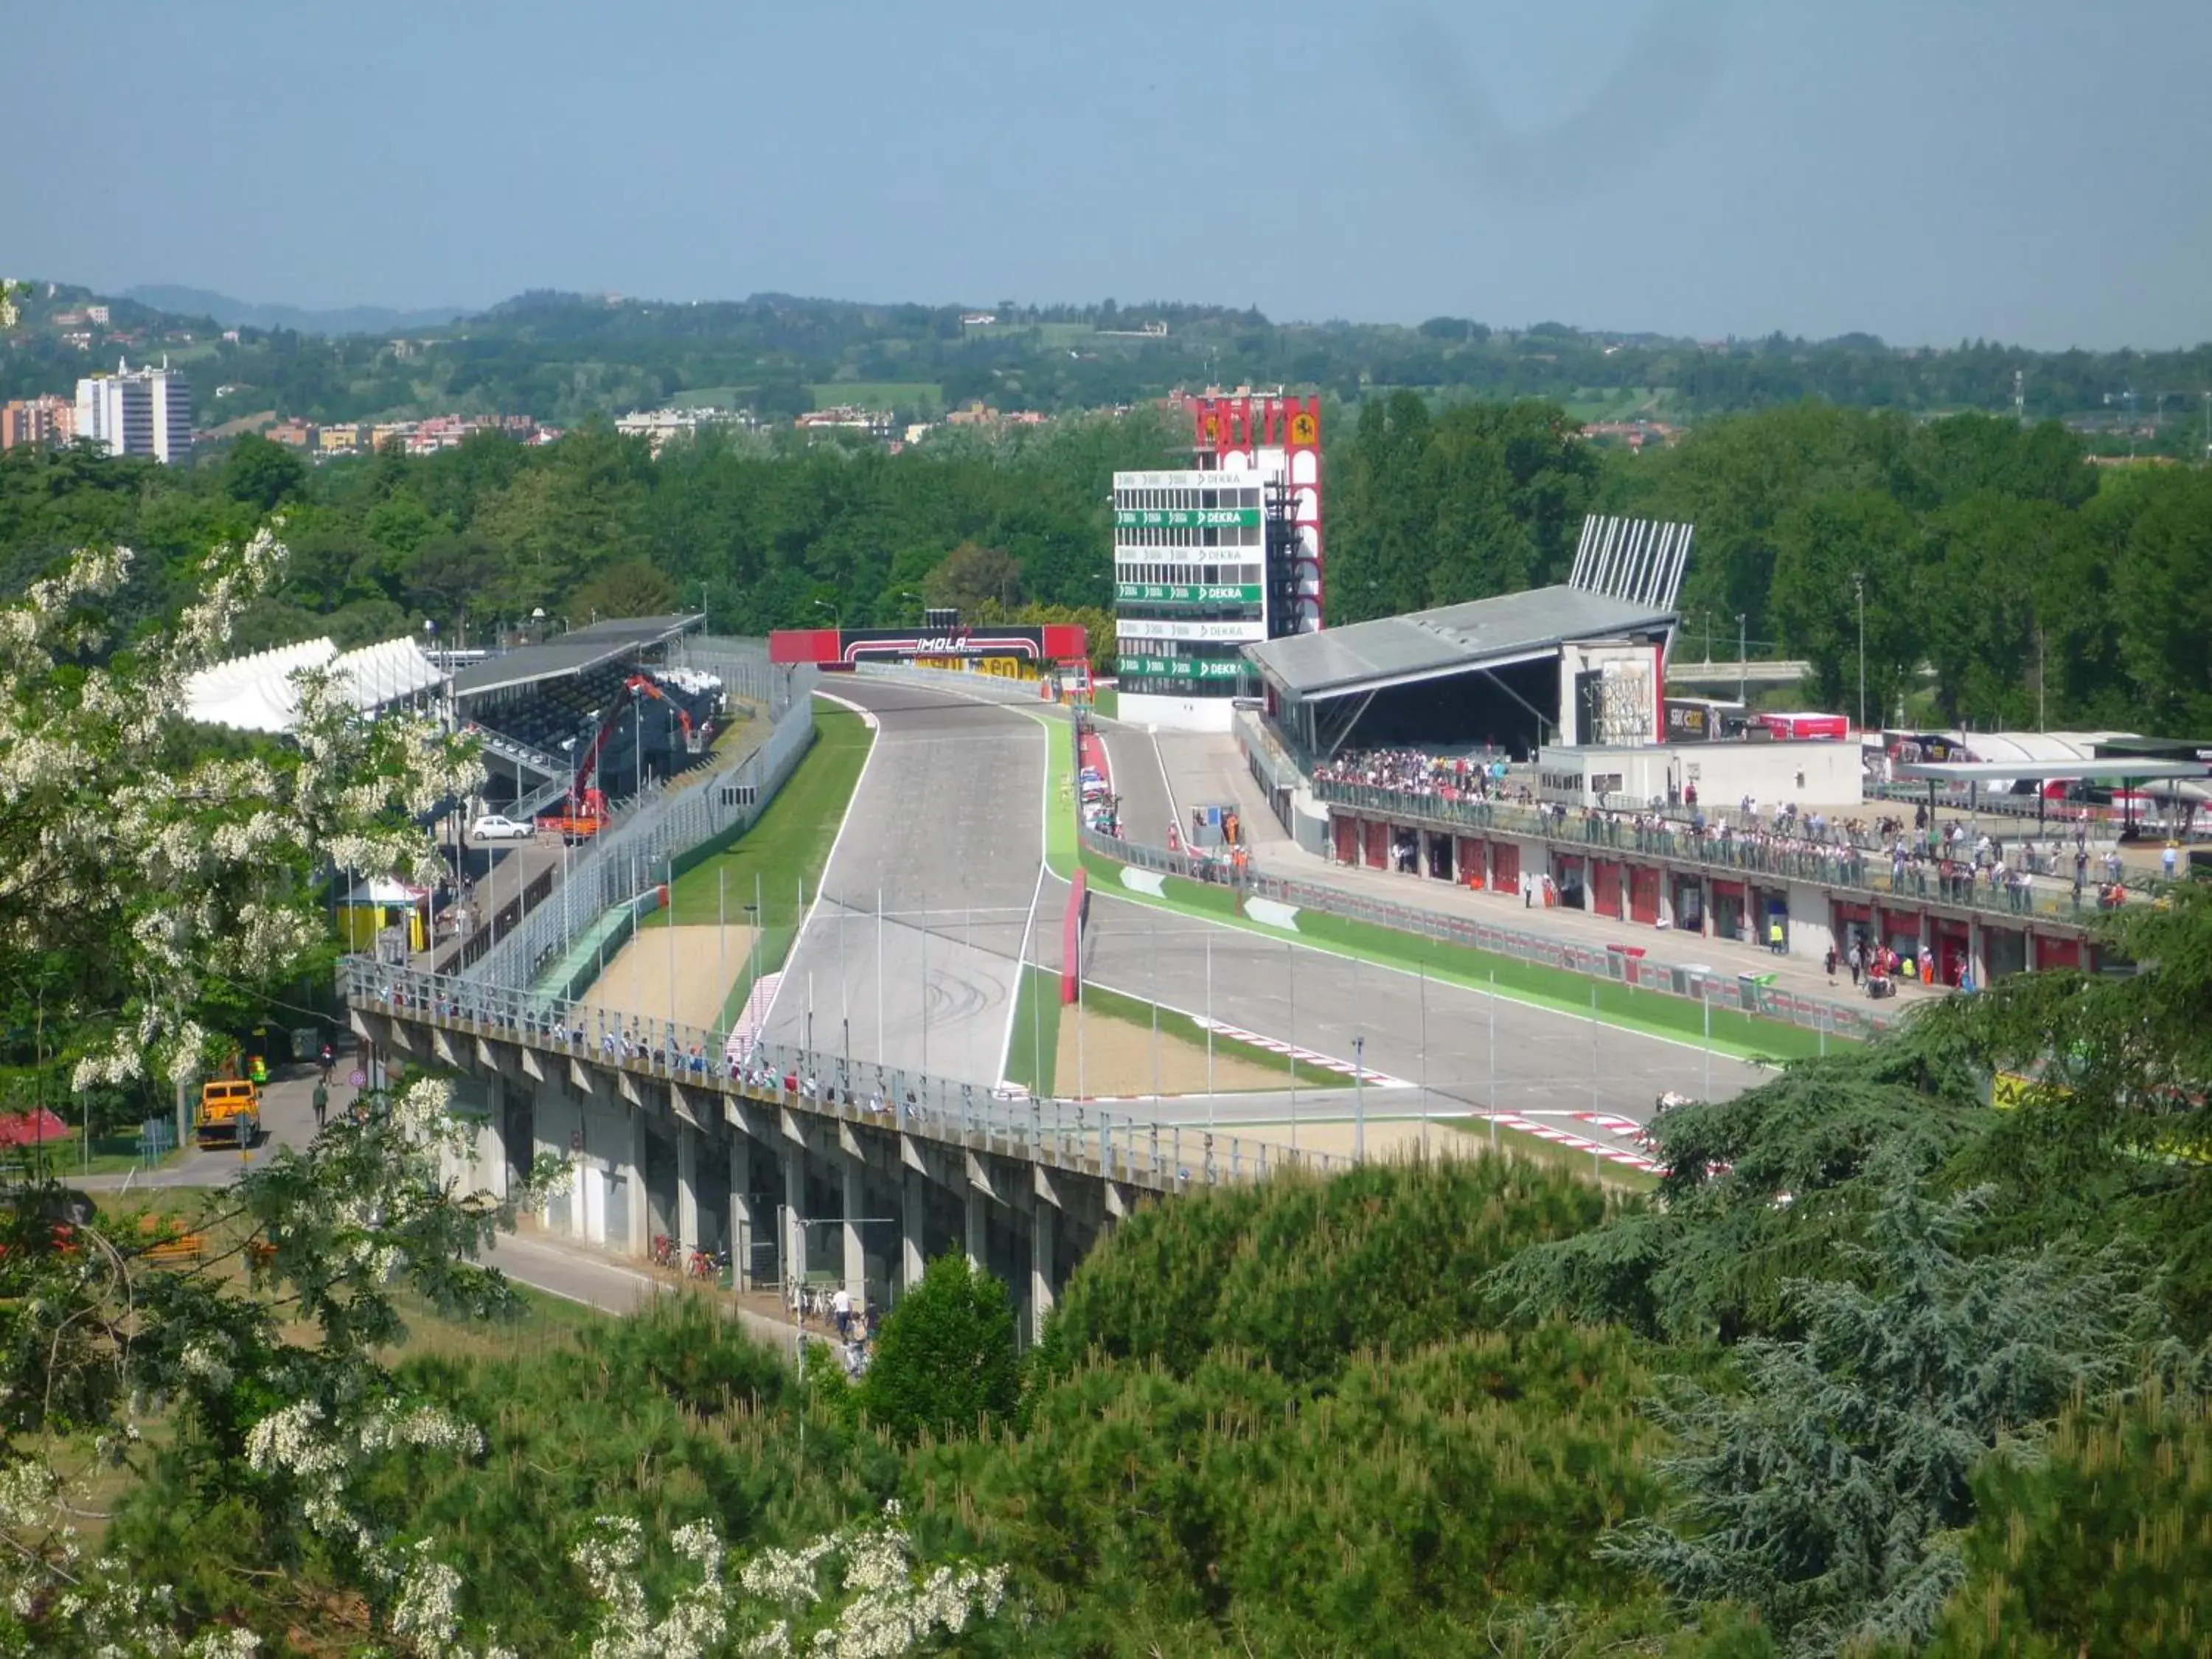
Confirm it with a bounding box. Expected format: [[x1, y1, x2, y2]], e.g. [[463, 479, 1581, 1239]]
[[686, 1246, 727, 1283], [650, 1233, 679, 1270]]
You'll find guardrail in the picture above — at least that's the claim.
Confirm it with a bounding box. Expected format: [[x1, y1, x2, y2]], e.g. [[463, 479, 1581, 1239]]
[[460, 665, 821, 989], [343, 956, 1350, 1190], [1310, 779, 2131, 925], [1077, 826, 1897, 1045]]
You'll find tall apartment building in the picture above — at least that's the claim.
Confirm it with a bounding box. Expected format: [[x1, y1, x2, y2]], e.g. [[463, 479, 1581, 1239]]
[[0, 394, 76, 451], [74, 358, 192, 464]]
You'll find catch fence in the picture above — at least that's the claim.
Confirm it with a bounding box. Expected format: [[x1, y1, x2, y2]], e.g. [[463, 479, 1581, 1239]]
[[344, 956, 1350, 1192]]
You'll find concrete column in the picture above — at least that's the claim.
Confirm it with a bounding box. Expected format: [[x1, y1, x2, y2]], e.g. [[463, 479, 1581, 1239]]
[[480, 1075, 509, 1200], [842, 1152, 866, 1304], [964, 1177, 987, 1273], [782, 1144, 808, 1294], [675, 1121, 700, 1255], [624, 1106, 648, 1259], [1029, 1196, 1056, 1345], [900, 1166, 926, 1297], [729, 1138, 757, 1293]]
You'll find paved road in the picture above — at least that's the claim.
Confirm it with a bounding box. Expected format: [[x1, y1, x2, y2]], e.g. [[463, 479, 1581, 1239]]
[[743, 680, 1763, 1168], [759, 683, 1046, 1085]]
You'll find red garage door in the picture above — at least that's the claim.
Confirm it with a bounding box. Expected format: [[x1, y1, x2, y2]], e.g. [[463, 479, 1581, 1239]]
[[2036, 936, 2079, 971], [1491, 841, 1520, 896], [1363, 819, 1389, 869], [1590, 859, 1623, 918], [1333, 815, 1357, 866], [1458, 837, 1486, 889], [1629, 865, 1663, 925]]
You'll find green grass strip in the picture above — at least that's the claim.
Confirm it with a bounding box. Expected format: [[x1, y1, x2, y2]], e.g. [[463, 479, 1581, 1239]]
[[634, 709, 876, 1029], [1075, 978, 1353, 1090], [1003, 964, 1062, 1096], [1074, 843, 1840, 1067]]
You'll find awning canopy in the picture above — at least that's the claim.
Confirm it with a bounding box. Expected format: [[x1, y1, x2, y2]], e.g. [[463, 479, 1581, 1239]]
[[448, 613, 702, 700], [1245, 585, 1675, 702], [182, 636, 446, 733], [1893, 759, 2212, 783]]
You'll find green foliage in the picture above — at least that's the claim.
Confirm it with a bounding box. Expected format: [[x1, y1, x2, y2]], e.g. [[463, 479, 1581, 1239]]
[[859, 1253, 1019, 1445], [1921, 1380, 2212, 1658], [1035, 1155, 1610, 1386], [1604, 1179, 2170, 1658]]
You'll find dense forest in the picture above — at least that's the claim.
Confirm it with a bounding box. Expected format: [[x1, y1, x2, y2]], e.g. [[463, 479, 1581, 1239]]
[[7, 279, 2212, 447], [5, 390, 2207, 734]]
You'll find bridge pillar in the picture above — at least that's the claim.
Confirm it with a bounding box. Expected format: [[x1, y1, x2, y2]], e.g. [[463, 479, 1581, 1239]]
[[623, 1106, 648, 1259], [841, 1152, 866, 1305], [730, 1144, 757, 1293], [675, 1121, 700, 1256], [964, 1178, 987, 1273], [1029, 1194, 1056, 1344], [900, 1166, 925, 1297], [782, 1144, 807, 1295]]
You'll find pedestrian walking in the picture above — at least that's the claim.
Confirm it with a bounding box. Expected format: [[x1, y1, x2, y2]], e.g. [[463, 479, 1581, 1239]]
[[1823, 944, 1837, 984], [1848, 941, 1863, 986], [312, 1080, 329, 1129]]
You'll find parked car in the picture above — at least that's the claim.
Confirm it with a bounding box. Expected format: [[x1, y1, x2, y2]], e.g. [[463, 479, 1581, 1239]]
[[470, 814, 534, 841]]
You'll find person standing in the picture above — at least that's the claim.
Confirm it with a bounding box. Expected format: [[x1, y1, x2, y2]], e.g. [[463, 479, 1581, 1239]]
[[1847, 940, 1863, 987], [1824, 944, 1838, 984], [312, 1079, 330, 1130], [831, 1284, 852, 1340], [2164, 841, 2180, 882]]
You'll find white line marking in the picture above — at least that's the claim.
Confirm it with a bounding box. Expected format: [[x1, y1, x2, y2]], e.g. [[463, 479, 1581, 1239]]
[[999, 717, 1051, 1087], [760, 692, 881, 1031]]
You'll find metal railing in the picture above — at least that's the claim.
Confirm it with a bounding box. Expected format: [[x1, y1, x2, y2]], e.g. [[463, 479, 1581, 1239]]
[[344, 956, 1349, 1191], [461, 666, 821, 989], [1310, 779, 2131, 926], [1078, 827, 1899, 1044]]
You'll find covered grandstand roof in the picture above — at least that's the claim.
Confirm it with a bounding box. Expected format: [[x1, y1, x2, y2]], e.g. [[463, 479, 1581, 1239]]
[[182, 636, 445, 734], [448, 613, 703, 700], [1893, 759, 2211, 783], [1245, 585, 1676, 700]]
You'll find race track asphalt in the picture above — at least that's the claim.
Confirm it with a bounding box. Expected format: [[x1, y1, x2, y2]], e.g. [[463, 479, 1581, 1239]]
[[757, 681, 1046, 1085], [754, 678, 1764, 1162]]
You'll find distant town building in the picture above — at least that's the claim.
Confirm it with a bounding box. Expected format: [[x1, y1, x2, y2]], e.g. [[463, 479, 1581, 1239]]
[[0, 394, 77, 451], [795, 405, 894, 439], [614, 406, 757, 455], [74, 358, 192, 464]]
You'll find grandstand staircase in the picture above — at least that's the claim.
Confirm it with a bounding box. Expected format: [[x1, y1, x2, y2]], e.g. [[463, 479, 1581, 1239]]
[[463, 722, 571, 784], [721, 972, 783, 1068]]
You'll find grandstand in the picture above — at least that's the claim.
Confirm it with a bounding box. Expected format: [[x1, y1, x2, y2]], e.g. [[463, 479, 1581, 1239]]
[[447, 614, 723, 807]]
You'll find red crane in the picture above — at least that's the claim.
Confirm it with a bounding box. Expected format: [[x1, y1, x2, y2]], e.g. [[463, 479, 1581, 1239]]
[[538, 675, 695, 841]]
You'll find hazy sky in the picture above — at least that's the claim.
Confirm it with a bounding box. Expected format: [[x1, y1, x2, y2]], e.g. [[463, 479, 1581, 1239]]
[[7, 1, 2208, 348]]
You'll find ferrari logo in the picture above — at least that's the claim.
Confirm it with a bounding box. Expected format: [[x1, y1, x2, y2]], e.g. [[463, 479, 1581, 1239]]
[[1200, 414, 1220, 441], [1290, 411, 1317, 445]]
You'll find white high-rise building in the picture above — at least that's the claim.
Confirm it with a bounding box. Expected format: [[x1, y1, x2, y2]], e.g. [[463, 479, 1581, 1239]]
[[74, 358, 192, 464]]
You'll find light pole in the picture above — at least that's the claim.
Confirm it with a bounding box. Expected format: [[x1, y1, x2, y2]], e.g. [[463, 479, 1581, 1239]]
[[812, 597, 841, 630], [1852, 571, 1866, 734], [1352, 1034, 1366, 1163], [531, 605, 545, 643], [1736, 613, 1747, 706], [899, 590, 925, 622]]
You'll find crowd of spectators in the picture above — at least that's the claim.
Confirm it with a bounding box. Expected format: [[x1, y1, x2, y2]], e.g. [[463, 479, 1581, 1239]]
[[1316, 747, 2151, 911]]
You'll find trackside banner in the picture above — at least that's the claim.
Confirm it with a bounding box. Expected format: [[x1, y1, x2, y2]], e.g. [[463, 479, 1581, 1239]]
[[770, 625, 1088, 667]]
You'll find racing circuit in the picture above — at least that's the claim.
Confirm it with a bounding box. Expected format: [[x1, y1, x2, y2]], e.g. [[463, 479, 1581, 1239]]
[[756, 676, 1766, 1161]]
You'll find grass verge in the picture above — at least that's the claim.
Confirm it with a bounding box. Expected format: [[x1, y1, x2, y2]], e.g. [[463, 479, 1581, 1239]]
[[1003, 964, 1063, 1096], [1075, 844, 1837, 1065], [636, 709, 875, 1029]]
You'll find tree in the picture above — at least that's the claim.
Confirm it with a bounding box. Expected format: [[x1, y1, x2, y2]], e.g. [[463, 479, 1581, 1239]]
[[220, 432, 309, 512], [1767, 487, 1921, 721], [572, 555, 679, 620], [1604, 1180, 2166, 1658], [923, 541, 1023, 615], [859, 1253, 1018, 1444]]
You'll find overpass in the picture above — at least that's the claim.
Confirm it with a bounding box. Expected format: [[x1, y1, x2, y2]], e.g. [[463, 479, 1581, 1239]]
[[344, 958, 1343, 1342]]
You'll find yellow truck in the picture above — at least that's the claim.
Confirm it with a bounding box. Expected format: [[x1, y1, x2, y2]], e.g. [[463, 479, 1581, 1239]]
[[196, 1079, 261, 1149]]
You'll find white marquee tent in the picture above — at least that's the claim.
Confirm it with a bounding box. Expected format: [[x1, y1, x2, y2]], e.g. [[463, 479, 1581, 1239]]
[[182, 636, 447, 734]]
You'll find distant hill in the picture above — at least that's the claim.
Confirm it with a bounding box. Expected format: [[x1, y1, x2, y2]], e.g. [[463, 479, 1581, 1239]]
[[122, 285, 473, 336]]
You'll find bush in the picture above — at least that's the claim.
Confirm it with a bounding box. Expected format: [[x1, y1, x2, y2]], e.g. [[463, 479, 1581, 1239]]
[[860, 1252, 1019, 1444]]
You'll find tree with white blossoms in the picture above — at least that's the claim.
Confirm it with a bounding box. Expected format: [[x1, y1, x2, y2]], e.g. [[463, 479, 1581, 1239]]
[[0, 519, 1012, 1655]]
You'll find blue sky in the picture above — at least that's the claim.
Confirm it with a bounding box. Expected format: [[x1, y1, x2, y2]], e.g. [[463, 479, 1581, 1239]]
[[5, 0, 2208, 348]]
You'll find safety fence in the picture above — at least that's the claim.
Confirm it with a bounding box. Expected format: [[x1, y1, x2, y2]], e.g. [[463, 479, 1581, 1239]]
[[1311, 779, 2129, 925], [1078, 827, 1899, 1045], [460, 662, 821, 990], [343, 956, 1352, 1192], [850, 661, 1064, 706]]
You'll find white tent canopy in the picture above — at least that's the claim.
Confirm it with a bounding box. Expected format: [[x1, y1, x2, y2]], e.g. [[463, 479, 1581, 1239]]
[[182, 636, 447, 733]]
